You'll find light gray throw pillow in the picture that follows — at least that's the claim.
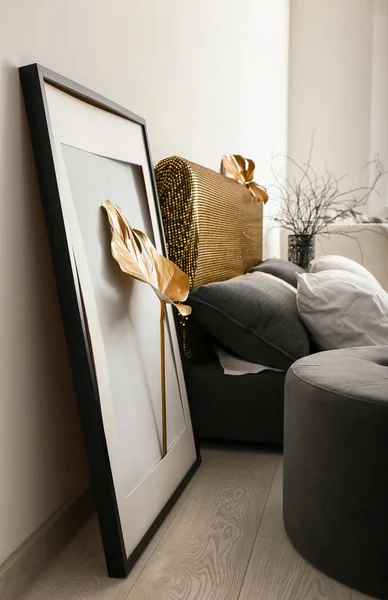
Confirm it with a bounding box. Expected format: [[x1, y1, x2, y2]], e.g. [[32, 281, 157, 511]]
[[310, 255, 378, 284], [297, 270, 388, 350]]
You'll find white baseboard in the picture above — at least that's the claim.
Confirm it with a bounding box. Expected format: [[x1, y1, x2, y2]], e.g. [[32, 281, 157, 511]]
[[0, 487, 94, 600]]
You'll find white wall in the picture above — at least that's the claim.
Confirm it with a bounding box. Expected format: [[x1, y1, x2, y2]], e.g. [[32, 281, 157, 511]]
[[369, 0, 388, 215], [288, 0, 388, 216], [0, 0, 289, 563]]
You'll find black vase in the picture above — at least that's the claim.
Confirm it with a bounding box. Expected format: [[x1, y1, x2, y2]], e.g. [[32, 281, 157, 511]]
[[288, 234, 315, 270]]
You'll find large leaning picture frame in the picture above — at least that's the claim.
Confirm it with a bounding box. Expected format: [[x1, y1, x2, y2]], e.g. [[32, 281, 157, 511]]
[[19, 64, 200, 578]]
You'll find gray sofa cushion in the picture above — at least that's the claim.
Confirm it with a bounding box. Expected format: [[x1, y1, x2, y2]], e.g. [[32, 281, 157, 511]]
[[248, 258, 305, 288], [189, 272, 310, 369]]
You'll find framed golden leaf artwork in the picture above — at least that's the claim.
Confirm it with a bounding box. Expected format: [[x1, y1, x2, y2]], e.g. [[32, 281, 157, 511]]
[[19, 64, 200, 578]]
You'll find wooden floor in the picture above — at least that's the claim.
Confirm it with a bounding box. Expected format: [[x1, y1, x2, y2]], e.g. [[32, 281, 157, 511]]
[[21, 446, 373, 600]]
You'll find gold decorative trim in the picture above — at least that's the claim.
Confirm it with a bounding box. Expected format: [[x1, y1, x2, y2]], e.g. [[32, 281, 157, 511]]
[[155, 156, 264, 358]]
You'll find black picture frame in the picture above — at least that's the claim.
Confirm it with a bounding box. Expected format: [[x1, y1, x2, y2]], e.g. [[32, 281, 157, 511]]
[[19, 63, 200, 578]]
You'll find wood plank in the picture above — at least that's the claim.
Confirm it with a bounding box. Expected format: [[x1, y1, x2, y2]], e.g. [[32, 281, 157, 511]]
[[125, 446, 279, 600], [238, 537, 350, 600], [20, 466, 198, 600], [258, 457, 285, 539]]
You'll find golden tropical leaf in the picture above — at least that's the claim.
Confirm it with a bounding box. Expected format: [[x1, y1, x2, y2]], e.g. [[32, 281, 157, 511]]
[[102, 200, 191, 316], [222, 153, 269, 204]]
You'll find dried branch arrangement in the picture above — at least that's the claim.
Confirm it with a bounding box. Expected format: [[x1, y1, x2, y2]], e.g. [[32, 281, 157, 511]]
[[271, 141, 386, 236]]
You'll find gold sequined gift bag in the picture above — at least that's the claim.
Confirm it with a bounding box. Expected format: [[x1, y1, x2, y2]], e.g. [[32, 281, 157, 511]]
[[155, 156, 263, 357]]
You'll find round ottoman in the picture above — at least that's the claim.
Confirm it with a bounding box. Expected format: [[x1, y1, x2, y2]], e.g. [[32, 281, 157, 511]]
[[283, 346, 388, 599]]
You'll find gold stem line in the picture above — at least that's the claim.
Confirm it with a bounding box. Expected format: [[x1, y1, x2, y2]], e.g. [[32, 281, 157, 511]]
[[160, 301, 167, 458]]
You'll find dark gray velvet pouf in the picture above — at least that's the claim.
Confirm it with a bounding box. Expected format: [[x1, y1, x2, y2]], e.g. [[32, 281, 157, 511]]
[[283, 346, 388, 600]]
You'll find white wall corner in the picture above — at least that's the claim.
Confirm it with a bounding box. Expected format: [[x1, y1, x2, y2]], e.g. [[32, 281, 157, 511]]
[[369, 0, 388, 215], [287, 0, 378, 216]]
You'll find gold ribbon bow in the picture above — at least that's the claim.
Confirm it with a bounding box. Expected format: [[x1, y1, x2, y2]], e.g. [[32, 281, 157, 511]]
[[222, 154, 269, 204]]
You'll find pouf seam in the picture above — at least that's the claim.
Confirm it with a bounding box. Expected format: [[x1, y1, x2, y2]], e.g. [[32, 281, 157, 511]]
[[289, 364, 388, 408]]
